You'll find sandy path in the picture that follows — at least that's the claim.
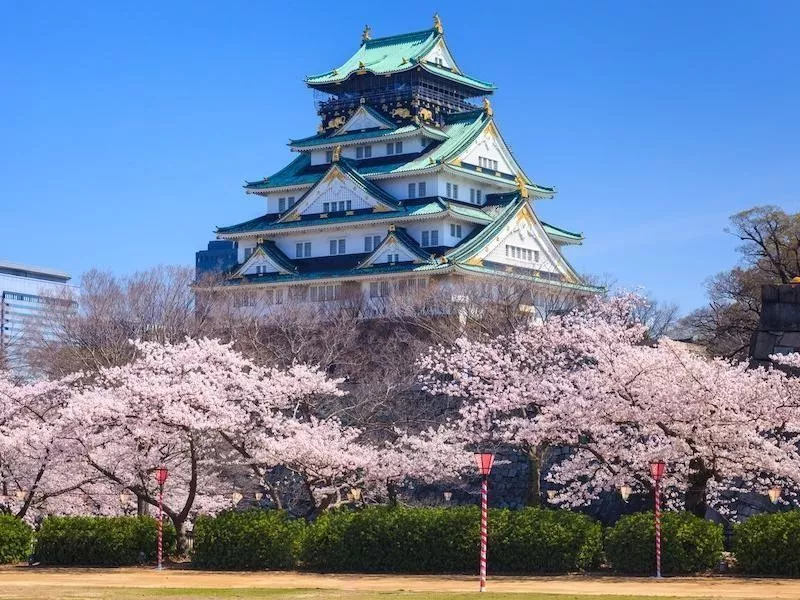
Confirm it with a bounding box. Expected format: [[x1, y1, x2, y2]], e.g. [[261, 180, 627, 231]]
[[1, 568, 799, 598]]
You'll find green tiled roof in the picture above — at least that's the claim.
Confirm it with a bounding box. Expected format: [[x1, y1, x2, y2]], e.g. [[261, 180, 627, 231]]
[[446, 194, 526, 262], [217, 196, 500, 237], [225, 260, 451, 287], [246, 110, 489, 192], [455, 264, 603, 293], [541, 222, 583, 242], [305, 28, 494, 93], [288, 124, 447, 150]]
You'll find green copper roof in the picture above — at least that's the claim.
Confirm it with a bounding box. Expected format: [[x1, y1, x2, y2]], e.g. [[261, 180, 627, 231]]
[[288, 123, 447, 150], [305, 28, 494, 93], [455, 264, 602, 294], [541, 222, 583, 242]]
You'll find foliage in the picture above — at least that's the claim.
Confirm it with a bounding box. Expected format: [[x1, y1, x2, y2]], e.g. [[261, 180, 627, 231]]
[[683, 205, 800, 360], [192, 510, 304, 570], [604, 512, 723, 574], [420, 293, 800, 516], [0, 514, 33, 564], [734, 510, 800, 576], [34, 516, 175, 566], [300, 506, 601, 573]]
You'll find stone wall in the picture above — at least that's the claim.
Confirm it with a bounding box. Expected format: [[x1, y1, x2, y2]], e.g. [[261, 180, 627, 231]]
[[750, 283, 800, 363]]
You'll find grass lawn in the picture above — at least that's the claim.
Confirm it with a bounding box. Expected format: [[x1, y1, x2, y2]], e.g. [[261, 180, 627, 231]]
[[0, 590, 719, 600], [1, 569, 797, 600]]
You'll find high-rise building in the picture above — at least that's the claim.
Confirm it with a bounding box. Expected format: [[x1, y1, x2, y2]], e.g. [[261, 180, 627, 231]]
[[0, 260, 76, 371], [196, 16, 599, 311]]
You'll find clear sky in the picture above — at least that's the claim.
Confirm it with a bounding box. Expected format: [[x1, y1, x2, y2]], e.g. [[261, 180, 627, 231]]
[[1, 1, 798, 313]]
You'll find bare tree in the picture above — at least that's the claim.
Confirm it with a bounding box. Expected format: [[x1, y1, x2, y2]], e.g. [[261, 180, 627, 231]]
[[682, 206, 800, 359]]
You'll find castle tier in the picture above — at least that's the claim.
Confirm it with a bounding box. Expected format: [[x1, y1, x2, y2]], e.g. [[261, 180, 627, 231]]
[[196, 16, 599, 310]]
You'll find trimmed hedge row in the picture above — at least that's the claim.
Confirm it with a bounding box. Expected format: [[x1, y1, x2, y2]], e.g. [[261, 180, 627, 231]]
[[34, 516, 176, 566], [734, 510, 800, 576], [193, 510, 303, 569], [604, 511, 723, 574], [194, 506, 603, 573], [0, 514, 33, 564]]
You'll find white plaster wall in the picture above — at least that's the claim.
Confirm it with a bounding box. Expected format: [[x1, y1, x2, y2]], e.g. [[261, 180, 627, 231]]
[[484, 222, 560, 273], [461, 129, 515, 175]]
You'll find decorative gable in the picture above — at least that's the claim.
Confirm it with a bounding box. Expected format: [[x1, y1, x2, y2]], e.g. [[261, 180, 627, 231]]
[[232, 243, 295, 277], [458, 122, 519, 177], [336, 105, 396, 134], [358, 226, 432, 268], [278, 163, 400, 222], [421, 39, 459, 71], [475, 204, 578, 282]]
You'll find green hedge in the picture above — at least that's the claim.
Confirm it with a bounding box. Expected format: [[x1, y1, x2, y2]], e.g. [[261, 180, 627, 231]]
[[734, 510, 800, 576], [299, 506, 601, 573], [605, 511, 723, 574], [0, 514, 33, 564], [34, 516, 176, 566], [192, 510, 303, 570]]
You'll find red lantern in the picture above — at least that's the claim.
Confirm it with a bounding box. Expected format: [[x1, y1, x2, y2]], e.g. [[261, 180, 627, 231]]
[[155, 466, 169, 486], [649, 460, 666, 481], [473, 452, 495, 477]]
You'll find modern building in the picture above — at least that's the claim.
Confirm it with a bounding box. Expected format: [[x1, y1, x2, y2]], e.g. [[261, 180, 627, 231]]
[[196, 16, 599, 311], [0, 260, 76, 371]]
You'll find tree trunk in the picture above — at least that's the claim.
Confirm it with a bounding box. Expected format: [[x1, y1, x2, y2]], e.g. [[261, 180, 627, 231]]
[[172, 517, 187, 556], [685, 458, 713, 517], [526, 445, 549, 507]]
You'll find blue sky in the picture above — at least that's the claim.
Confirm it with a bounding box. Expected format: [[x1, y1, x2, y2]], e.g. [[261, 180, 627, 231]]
[[1, 1, 798, 313]]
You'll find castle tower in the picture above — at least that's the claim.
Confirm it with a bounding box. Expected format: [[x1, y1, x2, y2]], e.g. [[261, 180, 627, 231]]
[[196, 17, 598, 310]]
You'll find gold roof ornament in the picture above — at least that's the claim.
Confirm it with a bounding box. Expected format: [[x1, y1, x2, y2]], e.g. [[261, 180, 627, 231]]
[[433, 13, 443, 34], [515, 174, 529, 199], [332, 145, 342, 162], [256, 237, 264, 245], [358, 60, 366, 69], [482, 97, 493, 116], [791, 276, 800, 284], [362, 24, 372, 43]]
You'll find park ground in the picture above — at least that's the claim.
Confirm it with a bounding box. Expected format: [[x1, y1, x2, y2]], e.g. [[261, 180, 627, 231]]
[[1, 569, 800, 600]]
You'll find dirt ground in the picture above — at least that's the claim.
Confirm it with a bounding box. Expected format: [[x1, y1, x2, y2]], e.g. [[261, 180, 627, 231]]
[[1, 568, 800, 599]]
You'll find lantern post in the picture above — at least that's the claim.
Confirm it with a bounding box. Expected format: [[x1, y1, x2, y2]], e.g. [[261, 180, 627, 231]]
[[474, 452, 495, 593], [649, 460, 666, 578], [154, 466, 169, 570]]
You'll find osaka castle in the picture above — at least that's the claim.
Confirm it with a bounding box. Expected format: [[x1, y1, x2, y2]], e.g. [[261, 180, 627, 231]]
[[196, 15, 598, 309]]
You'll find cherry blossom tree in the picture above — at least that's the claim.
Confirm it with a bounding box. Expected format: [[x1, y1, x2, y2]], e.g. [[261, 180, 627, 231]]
[[420, 294, 800, 515], [0, 372, 95, 520]]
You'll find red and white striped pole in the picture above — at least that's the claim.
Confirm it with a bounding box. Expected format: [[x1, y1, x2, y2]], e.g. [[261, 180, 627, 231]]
[[154, 466, 169, 571], [474, 453, 494, 593], [479, 475, 489, 592], [649, 460, 666, 579]]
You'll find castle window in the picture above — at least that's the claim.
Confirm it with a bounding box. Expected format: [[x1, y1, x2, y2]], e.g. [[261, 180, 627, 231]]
[[356, 145, 372, 159], [450, 224, 463, 239], [329, 239, 346, 255], [476, 189, 482, 203], [394, 141, 403, 154], [255, 265, 269, 275], [322, 202, 329, 213], [278, 197, 287, 212], [326, 150, 333, 162], [288, 196, 296, 206], [421, 230, 439, 247], [364, 235, 382, 252], [505, 244, 539, 263], [387, 142, 394, 155], [244, 247, 255, 260], [369, 281, 390, 298], [387, 253, 400, 263], [295, 242, 311, 258], [408, 183, 416, 199], [309, 284, 341, 302], [418, 181, 426, 196], [479, 157, 499, 171]]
